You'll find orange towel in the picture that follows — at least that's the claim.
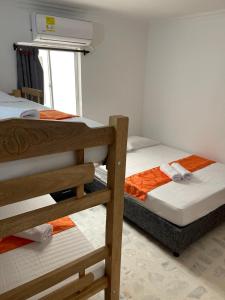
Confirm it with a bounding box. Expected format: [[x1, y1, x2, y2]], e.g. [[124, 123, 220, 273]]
[[0, 216, 75, 254], [125, 155, 215, 201], [40, 110, 77, 120]]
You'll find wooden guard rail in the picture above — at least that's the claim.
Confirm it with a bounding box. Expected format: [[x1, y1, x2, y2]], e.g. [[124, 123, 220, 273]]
[[0, 119, 114, 163]]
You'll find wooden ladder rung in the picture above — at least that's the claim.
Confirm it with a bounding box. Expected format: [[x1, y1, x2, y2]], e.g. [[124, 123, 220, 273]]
[[67, 277, 108, 300], [0, 189, 111, 238], [40, 273, 94, 300], [0, 163, 94, 207], [0, 247, 109, 300]]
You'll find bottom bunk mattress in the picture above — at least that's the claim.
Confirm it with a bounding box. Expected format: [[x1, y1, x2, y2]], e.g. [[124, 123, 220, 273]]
[[95, 144, 225, 227], [0, 195, 104, 299]]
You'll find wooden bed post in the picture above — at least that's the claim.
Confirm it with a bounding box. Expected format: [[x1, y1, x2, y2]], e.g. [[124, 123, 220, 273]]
[[105, 115, 128, 300]]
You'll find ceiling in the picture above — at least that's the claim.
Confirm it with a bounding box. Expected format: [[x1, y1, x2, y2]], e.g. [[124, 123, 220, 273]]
[[43, 0, 225, 19]]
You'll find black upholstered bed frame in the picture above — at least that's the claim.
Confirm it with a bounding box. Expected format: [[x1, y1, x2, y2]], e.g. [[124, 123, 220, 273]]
[[85, 178, 225, 256]]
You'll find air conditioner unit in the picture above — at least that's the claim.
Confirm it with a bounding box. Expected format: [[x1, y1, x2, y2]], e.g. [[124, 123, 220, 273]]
[[32, 14, 93, 47]]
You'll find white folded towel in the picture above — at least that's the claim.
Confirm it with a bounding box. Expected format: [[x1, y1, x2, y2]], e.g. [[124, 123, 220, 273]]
[[14, 224, 53, 242], [171, 162, 192, 180], [160, 164, 182, 182], [0, 106, 40, 119]]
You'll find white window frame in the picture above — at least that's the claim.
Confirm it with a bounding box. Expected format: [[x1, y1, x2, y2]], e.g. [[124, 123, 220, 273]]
[[39, 49, 82, 115], [74, 52, 83, 116]]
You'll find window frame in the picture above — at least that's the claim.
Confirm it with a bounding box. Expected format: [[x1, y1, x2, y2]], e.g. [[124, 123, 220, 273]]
[[39, 49, 82, 115]]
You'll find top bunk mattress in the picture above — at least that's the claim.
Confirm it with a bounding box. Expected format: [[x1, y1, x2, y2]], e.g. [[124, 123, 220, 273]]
[[0, 92, 107, 181], [0, 195, 104, 299], [96, 144, 225, 227]]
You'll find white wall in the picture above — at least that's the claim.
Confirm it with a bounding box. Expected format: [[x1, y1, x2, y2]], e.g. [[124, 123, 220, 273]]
[[143, 13, 225, 162], [0, 0, 147, 135], [81, 13, 147, 134], [0, 1, 31, 92]]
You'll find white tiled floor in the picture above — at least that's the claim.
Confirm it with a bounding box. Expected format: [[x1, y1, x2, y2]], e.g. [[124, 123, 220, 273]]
[[73, 205, 225, 300]]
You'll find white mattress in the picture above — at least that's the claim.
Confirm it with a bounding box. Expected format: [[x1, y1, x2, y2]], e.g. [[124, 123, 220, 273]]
[[0, 92, 107, 181], [0, 92, 49, 110], [0, 195, 104, 299], [95, 145, 225, 226]]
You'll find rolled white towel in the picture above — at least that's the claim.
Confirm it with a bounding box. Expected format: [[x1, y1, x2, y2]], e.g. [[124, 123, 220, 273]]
[[14, 224, 53, 242], [171, 162, 192, 180], [160, 164, 182, 182], [0, 106, 40, 119]]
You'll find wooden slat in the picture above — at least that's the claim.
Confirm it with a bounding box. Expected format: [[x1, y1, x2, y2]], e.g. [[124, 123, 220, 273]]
[[105, 116, 128, 300], [0, 119, 114, 163], [76, 149, 85, 198], [21, 87, 43, 104], [0, 163, 94, 207], [0, 189, 111, 238], [40, 273, 94, 300], [0, 247, 108, 300], [79, 270, 85, 279], [10, 89, 22, 97], [76, 149, 84, 164], [66, 277, 108, 300], [22, 87, 43, 97]]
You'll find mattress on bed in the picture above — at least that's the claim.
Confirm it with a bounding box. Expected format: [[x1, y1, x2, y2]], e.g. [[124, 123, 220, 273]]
[[0, 93, 107, 181], [0, 195, 104, 299], [95, 145, 225, 227]]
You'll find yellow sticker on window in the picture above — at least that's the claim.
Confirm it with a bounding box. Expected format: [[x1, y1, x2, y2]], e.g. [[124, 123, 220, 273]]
[[46, 16, 55, 32]]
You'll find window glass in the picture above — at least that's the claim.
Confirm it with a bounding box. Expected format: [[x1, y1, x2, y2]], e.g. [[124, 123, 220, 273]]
[[39, 49, 78, 115]]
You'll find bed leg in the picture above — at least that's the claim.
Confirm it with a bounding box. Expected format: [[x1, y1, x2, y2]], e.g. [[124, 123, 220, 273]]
[[173, 252, 180, 258]]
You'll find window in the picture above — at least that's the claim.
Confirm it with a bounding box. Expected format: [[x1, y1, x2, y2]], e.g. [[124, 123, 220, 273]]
[[38, 50, 82, 115]]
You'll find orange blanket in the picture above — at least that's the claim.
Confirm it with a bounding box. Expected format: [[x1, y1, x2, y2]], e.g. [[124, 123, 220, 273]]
[[40, 110, 77, 120], [0, 216, 75, 254], [125, 155, 215, 201]]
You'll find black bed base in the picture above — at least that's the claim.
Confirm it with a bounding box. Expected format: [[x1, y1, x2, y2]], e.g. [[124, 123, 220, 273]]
[[85, 178, 225, 256]]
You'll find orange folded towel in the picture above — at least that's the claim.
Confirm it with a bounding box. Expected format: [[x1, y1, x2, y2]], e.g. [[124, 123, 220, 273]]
[[40, 110, 77, 120], [125, 155, 215, 201], [0, 216, 75, 254]]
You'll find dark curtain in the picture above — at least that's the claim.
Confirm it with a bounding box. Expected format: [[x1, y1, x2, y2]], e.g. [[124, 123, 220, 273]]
[[16, 46, 44, 93]]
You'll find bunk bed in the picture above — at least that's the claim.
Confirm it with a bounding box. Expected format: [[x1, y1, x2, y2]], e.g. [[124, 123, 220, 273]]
[[0, 99, 128, 299]]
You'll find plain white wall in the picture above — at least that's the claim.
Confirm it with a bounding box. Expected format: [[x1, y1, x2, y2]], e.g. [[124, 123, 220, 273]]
[[0, 1, 31, 92], [81, 13, 147, 134], [0, 0, 147, 135], [143, 12, 225, 162]]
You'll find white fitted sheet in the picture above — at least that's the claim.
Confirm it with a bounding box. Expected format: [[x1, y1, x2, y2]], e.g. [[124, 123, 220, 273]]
[[0, 195, 104, 299], [0, 93, 107, 181], [95, 145, 225, 226]]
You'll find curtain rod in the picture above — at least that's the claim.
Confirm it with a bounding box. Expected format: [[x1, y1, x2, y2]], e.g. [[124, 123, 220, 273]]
[[13, 43, 90, 55]]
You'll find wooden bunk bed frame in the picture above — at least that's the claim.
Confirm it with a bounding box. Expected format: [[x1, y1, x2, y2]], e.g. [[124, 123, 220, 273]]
[[0, 115, 128, 300]]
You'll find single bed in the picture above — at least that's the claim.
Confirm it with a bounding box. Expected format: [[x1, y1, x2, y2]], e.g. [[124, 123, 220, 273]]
[[86, 141, 225, 256], [0, 94, 128, 299]]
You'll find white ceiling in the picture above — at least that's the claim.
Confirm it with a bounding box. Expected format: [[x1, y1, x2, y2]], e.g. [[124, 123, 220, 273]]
[[43, 0, 225, 19]]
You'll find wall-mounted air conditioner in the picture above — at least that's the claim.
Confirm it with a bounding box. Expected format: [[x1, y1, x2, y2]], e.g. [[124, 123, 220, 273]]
[[32, 14, 93, 47]]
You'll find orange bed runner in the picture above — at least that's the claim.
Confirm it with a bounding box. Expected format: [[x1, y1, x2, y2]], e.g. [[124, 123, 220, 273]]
[[125, 155, 215, 201], [40, 110, 77, 120], [0, 216, 75, 254]]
